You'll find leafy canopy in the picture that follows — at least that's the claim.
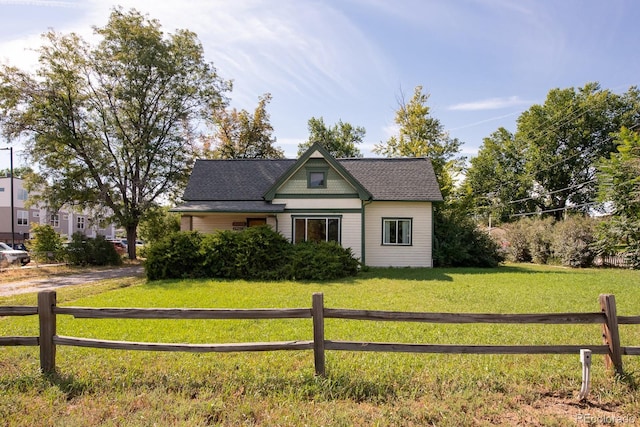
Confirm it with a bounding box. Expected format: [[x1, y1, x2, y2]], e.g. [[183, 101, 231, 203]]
[[373, 86, 463, 197], [0, 8, 231, 258], [204, 93, 284, 159], [297, 117, 364, 158]]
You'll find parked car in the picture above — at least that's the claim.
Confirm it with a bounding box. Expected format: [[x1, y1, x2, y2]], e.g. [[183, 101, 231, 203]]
[[109, 240, 127, 255], [0, 242, 31, 266], [7, 242, 28, 251]]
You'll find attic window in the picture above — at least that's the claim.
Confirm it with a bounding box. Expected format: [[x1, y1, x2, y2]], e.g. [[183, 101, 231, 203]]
[[307, 170, 326, 188]]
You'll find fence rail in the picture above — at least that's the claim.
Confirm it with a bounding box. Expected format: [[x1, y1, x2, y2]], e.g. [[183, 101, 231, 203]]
[[1, 291, 639, 377]]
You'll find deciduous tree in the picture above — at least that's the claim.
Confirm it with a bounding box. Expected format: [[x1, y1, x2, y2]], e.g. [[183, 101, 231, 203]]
[[297, 117, 364, 158], [463, 127, 533, 222], [373, 86, 463, 197], [514, 83, 640, 219], [0, 8, 230, 259], [205, 93, 284, 159]]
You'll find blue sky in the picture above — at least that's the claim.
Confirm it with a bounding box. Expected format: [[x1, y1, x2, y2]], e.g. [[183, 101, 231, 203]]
[[0, 0, 639, 171]]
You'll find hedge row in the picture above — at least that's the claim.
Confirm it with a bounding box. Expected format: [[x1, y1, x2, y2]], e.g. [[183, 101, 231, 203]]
[[504, 216, 597, 267], [144, 226, 360, 281]]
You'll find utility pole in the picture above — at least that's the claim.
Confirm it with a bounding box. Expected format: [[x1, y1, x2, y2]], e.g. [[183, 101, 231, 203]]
[[1, 147, 14, 248]]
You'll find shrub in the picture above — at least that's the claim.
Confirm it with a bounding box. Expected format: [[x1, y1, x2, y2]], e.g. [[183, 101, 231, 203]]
[[65, 233, 122, 266], [235, 226, 294, 280], [505, 219, 532, 262], [528, 217, 554, 264], [28, 223, 65, 262], [145, 228, 360, 281], [434, 209, 505, 267], [291, 241, 359, 280], [200, 230, 242, 278], [145, 231, 204, 280], [551, 216, 597, 268]]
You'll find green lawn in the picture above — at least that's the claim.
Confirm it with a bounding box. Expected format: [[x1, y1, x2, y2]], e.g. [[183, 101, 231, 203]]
[[1, 264, 639, 426]]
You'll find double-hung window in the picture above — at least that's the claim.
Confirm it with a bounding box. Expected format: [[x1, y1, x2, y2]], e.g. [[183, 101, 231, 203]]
[[77, 216, 85, 230], [294, 217, 340, 243], [50, 214, 60, 227], [17, 210, 28, 226], [382, 218, 412, 245]]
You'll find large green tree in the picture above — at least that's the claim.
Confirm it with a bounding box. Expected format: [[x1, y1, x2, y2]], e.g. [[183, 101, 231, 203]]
[[374, 86, 502, 267], [596, 127, 640, 266], [373, 86, 463, 197], [0, 8, 230, 259], [297, 117, 364, 158], [463, 127, 534, 222], [514, 83, 640, 219], [204, 93, 284, 159]]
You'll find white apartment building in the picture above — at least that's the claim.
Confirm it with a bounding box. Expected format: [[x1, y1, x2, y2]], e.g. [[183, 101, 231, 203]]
[[0, 177, 117, 243]]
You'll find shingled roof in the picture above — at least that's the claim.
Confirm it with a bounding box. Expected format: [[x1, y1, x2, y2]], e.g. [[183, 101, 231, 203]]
[[340, 158, 442, 201], [180, 155, 442, 204]]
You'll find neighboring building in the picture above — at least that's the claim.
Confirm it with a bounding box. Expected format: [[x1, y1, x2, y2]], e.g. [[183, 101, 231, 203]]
[[172, 143, 443, 267], [0, 177, 117, 243]]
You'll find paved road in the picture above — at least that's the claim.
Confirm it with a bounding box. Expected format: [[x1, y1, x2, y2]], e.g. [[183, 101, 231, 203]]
[[0, 265, 145, 297]]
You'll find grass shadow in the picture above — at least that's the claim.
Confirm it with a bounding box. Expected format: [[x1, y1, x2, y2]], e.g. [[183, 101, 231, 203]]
[[43, 370, 92, 400]]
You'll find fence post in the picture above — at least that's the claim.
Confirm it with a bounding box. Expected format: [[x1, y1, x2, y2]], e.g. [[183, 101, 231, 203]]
[[599, 294, 623, 376], [312, 293, 326, 377], [38, 290, 57, 374]]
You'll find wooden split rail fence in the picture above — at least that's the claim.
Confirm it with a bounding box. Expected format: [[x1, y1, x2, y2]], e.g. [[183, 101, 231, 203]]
[[1, 291, 640, 376]]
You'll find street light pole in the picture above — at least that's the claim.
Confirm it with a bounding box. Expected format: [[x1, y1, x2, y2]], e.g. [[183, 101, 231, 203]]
[[1, 147, 14, 248]]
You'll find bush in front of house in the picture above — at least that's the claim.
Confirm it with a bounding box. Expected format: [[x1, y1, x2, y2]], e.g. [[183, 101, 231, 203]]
[[433, 209, 505, 268], [145, 231, 205, 280], [200, 226, 293, 280], [65, 233, 122, 266], [235, 226, 294, 280], [145, 228, 360, 281], [291, 241, 359, 280]]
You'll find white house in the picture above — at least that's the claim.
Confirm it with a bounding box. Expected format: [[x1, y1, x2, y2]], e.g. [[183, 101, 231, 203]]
[[172, 143, 443, 267]]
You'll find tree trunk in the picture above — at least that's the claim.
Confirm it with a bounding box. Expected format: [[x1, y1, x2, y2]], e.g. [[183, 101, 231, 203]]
[[126, 225, 137, 260]]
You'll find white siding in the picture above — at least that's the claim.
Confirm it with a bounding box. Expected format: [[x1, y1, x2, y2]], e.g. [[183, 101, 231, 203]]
[[185, 214, 277, 234], [273, 198, 361, 210], [275, 211, 362, 261], [364, 201, 433, 267]]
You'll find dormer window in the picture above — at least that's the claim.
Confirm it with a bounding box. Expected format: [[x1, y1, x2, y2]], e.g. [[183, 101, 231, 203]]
[[307, 170, 326, 188]]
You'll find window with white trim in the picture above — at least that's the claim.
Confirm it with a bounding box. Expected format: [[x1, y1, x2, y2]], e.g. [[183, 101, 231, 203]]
[[50, 214, 60, 227], [17, 210, 28, 226], [17, 188, 28, 201], [382, 218, 412, 245], [77, 216, 85, 230], [293, 217, 340, 243]]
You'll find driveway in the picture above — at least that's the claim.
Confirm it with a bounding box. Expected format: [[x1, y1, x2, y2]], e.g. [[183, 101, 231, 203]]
[[0, 265, 145, 297]]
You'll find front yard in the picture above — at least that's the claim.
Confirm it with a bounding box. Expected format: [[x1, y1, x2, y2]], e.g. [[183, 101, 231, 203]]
[[1, 264, 639, 426]]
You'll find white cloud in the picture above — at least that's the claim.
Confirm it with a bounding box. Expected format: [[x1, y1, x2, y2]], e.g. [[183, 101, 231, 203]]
[[448, 96, 532, 111]]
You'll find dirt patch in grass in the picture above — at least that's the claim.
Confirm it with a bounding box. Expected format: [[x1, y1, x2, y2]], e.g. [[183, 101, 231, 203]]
[[502, 392, 634, 426]]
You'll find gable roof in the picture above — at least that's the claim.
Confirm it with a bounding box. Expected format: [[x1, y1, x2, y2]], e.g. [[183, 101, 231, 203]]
[[178, 145, 443, 206], [182, 159, 295, 201], [340, 158, 443, 201], [263, 142, 372, 201]]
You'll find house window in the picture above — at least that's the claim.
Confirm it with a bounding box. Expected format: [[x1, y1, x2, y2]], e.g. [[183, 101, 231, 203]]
[[294, 217, 340, 243], [33, 211, 39, 218], [0, 187, 4, 192], [50, 214, 60, 227], [17, 188, 28, 201], [77, 216, 85, 230], [307, 170, 327, 188], [382, 218, 412, 245], [17, 210, 28, 226]]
